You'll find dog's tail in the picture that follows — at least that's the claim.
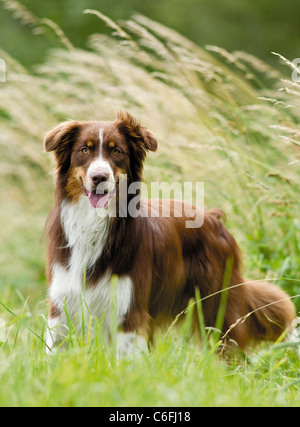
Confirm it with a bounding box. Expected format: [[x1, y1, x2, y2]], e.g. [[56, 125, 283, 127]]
[[241, 281, 296, 344]]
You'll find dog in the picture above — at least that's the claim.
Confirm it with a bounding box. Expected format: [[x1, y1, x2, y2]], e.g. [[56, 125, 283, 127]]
[[44, 111, 296, 355]]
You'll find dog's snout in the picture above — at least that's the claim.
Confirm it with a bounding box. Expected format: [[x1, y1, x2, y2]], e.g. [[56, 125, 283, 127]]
[[87, 159, 114, 192], [91, 172, 109, 185]]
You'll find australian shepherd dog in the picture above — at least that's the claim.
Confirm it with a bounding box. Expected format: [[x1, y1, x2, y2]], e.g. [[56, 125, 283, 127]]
[[44, 111, 296, 355]]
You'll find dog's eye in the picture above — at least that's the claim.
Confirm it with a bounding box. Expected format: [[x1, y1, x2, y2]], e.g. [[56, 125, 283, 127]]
[[112, 148, 121, 155], [81, 147, 89, 154]]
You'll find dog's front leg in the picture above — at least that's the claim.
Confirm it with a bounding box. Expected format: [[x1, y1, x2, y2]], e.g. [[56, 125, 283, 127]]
[[45, 305, 68, 354], [115, 331, 148, 358], [115, 306, 151, 358]]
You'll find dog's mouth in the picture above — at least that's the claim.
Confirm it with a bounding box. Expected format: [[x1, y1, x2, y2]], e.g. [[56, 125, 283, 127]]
[[83, 186, 116, 209]]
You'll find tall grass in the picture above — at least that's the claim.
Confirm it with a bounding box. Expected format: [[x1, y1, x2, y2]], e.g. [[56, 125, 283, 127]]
[[0, 7, 299, 406], [0, 282, 299, 407], [0, 11, 299, 291]]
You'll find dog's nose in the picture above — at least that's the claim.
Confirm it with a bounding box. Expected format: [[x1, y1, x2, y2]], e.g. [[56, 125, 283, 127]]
[[91, 172, 109, 185]]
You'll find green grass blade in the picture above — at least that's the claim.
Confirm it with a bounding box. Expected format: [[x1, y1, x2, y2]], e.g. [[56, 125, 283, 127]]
[[0, 300, 51, 352]]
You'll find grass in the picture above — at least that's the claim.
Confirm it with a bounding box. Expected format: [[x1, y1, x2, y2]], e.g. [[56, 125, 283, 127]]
[[0, 286, 299, 407], [0, 7, 299, 406]]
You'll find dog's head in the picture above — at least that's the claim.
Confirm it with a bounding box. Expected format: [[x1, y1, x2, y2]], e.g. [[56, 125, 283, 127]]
[[44, 111, 157, 208]]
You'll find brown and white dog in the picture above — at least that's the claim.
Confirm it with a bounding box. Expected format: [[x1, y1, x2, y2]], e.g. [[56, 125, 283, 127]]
[[44, 111, 296, 355]]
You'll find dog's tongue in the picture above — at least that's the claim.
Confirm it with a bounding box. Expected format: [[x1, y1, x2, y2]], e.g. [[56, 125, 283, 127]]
[[88, 191, 110, 209]]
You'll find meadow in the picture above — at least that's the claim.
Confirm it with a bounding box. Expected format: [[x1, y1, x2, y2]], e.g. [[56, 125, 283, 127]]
[[0, 9, 299, 407]]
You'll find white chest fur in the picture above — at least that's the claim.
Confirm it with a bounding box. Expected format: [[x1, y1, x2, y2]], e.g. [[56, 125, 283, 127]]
[[46, 196, 147, 356], [49, 197, 133, 328]]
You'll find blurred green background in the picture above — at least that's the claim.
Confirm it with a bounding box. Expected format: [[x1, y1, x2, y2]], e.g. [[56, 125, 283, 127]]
[[1, 0, 299, 68]]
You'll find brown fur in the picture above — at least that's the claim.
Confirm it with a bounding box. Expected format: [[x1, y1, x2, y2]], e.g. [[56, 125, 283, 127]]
[[44, 111, 296, 352]]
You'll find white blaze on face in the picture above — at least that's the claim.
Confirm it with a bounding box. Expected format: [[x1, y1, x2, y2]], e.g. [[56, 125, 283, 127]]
[[85, 127, 115, 208], [99, 128, 104, 159]]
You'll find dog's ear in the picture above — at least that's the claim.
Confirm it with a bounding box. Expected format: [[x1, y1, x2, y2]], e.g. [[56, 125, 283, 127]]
[[116, 111, 158, 153], [44, 121, 82, 173], [44, 121, 81, 152]]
